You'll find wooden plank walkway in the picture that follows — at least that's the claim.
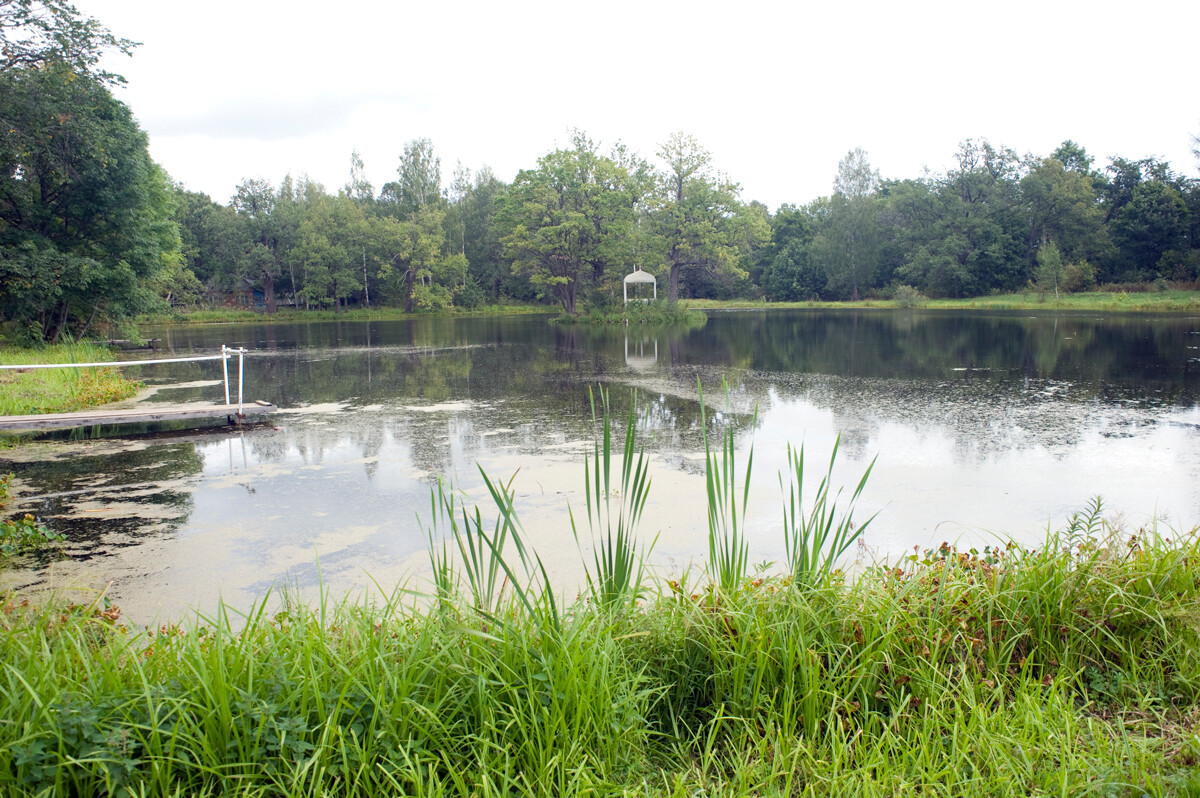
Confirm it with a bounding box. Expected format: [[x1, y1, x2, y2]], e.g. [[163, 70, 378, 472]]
[[0, 401, 277, 432]]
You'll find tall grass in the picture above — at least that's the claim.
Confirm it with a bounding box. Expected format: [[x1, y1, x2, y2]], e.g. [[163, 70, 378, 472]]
[[0, 341, 141, 416], [2, 519, 1197, 796], [423, 469, 559, 630]]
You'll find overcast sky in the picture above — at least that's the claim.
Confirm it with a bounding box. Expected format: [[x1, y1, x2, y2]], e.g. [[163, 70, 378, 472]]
[[78, 0, 1199, 211]]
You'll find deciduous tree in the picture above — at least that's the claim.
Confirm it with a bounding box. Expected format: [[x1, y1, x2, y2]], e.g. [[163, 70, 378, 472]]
[[0, 61, 178, 339], [0, 0, 135, 82], [653, 132, 766, 302], [498, 132, 643, 313]]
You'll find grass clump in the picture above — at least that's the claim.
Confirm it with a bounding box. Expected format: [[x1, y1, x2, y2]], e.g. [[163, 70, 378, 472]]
[[0, 341, 141, 416], [572, 386, 655, 610]]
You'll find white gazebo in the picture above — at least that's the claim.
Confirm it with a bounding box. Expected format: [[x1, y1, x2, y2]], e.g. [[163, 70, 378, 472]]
[[623, 266, 657, 304]]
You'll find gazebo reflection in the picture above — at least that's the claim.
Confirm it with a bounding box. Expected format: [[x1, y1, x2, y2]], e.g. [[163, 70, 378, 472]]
[[624, 334, 658, 370]]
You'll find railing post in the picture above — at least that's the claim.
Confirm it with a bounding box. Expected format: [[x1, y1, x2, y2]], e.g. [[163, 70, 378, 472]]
[[237, 348, 245, 415], [221, 346, 231, 406]]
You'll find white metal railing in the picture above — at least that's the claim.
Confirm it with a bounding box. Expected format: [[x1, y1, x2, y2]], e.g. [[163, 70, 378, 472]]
[[0, 345, 251, 414]]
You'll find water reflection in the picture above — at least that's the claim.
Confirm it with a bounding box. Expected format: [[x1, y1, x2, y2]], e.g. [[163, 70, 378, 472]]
[[2, 310, 1197, 620], [625, 335, 658, 371]]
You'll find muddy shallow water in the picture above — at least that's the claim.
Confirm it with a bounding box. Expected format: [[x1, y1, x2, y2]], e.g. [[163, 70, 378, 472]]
[[3, 310, 1198, 622]]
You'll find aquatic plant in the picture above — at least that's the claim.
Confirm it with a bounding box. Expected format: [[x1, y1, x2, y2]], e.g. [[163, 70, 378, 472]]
[[780, 436, 878, 583], [0, 474, 60, 559], [552, 300, 707, 328], [424, 469, 559, 630], [699, 379, 754, 593], [571, 386, 654, 609]]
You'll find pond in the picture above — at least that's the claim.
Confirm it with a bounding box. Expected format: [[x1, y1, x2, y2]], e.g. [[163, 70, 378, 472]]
[[3, 309, 1198, 621]]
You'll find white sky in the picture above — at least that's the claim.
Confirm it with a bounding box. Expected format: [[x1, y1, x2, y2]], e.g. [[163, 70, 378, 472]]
[[78, 0, 1199, 211]]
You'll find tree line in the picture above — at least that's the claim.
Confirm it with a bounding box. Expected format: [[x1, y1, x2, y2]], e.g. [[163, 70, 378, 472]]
[[2, 3, 1199, 343], [165, 132, 1200, 315]]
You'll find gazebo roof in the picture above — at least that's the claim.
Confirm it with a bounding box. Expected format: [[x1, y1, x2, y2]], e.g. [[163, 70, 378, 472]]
[[623, 270, 656, 284]]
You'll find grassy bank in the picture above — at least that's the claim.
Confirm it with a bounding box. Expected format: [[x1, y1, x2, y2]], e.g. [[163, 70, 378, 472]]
[[686, 288, 1200, 313], [143, 303, 551, 326], [553, 301, 707, 327], [140, 288, 1200, 329], [1, 390, 1197, 796], [1, 521, 1197, 796], [0, 341, 141, 416]]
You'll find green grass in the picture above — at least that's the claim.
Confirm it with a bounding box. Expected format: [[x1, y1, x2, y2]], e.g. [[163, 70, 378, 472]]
[[553, 301, 708, 327], [1, 390, 1198, 796], [143, 302, 551, 326], [2, 520, 1196, 796], [685, 287, 1200, 313], [0, 341, 141, 416]]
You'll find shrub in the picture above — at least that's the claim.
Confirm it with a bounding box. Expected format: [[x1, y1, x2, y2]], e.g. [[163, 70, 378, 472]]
[[892, 284, 928, 307]]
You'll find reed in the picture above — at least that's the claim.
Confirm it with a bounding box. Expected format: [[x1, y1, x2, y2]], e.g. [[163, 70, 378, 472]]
[[698, 379, 754, 593], [780, 435, 878, 583], [423, 469, 559, 630], [571, 386, 654, 609]]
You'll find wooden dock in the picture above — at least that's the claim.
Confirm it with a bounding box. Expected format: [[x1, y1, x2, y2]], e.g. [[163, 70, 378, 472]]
[[0, 401, 277, 433]]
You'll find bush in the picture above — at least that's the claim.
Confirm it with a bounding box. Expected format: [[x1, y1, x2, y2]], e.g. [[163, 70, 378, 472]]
[[1062, 259, 1096, 292], [452, 278, 485, 310], [892, 284, 928, 307]]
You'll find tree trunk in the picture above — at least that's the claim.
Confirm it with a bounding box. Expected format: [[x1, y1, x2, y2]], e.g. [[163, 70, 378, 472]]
[[668, 259, 681, 303], [557, 281, 576, 314], [362, 247, 370, 307], [262, 272, 276, 314], [403, 267, 415, 313]]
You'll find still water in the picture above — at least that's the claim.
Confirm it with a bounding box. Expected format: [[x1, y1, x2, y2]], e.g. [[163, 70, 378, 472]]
[[3, 310, 1199, 621]]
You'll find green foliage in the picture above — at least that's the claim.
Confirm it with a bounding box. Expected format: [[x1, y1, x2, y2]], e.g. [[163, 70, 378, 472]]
[[891, 140, 1029, 297], [552, 299, 706, 327], [0, 473, 60, 558], [891, 283, 928, 307], [498, 131, 650, 314], [1, 502, 1198, 795], [818, 148, 881, 301], [1021, 154, 1104, 269], [89, 127, 1199, 315], [424, 469, 559, 630], [1034, 238, 1065, 298], [0, 62, 180, 340], [0, 0, 136, 83], [654, 132, 768, 302], [1112, 181, 1190, 280]]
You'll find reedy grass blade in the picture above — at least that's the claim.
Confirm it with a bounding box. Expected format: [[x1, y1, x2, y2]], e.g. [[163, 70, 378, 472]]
[[780, 434, 878, 584], [699, 378, 753, 592], [572, 386, 655, 609]]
